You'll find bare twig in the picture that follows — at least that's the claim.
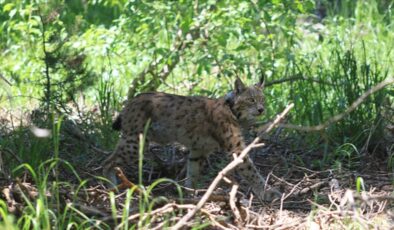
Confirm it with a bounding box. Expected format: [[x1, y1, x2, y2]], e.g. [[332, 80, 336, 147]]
[[123, 203, 230, 229], [2, 186, 20, 215], [1, 148, 22, 164], [198, 209, 230, 230], [265, 74, 333, 87], [174, 194, 230, 204], [293, 181, 327, 196], [0, 73, 12, 86], [127, 21, 206, 98], [171, 103, 294, 230], [279, 77, 394, 132], [283, 180, 304, 200], [246, 219, 303, 230], [73, 203, 109, 218], [262, 103, 295, 134], [358, 194, 394, 201], [38, 9, 52, 113], [15, 178, 39, 199], [126, 203, 195, 222], [229, 183, 242, 226]]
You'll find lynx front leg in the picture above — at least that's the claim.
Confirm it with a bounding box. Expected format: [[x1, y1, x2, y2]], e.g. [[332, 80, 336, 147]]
[[220, 124, 281, 202], [185, 149, 206, 188], [236, 156, 281, 202], [102, 134, 143, 186]]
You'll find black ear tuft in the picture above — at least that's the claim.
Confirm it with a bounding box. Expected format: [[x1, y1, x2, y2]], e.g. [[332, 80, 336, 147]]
[[112, 115, 122, 131], [256, 73, 265, 88], [234, 78, 246, 94]]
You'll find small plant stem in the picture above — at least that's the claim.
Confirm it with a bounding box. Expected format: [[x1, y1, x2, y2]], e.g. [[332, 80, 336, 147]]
[[39, 13, 51, 114]]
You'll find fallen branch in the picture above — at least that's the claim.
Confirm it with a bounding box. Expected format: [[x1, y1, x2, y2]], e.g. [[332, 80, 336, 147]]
[[2, 186, 21, 215], [279, 77, 394, 132], [171, 103, 294, 230], [293, 181, 328, 196], [246, 219, 304, 230], [126, 203, 195, 223], [174, 194, 230, 204], [229, 183, 242, 226], [122, 202, 230, 230], [15, 178, 39, 199], [73, 203, 109, 218]]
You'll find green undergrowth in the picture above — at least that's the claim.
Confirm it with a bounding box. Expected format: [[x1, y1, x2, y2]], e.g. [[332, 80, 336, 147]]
[[0, 0, 393, 228], [0, 163, 185, 229], [0, 122, 186, 229], [1, 1, 392, 168]]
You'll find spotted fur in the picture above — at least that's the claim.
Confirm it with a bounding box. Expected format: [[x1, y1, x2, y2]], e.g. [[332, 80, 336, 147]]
[[102, 78, 280, 201]]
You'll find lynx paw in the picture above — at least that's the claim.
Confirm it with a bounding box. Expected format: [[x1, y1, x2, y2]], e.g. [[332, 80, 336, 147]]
[[258, 188, 282, 202]]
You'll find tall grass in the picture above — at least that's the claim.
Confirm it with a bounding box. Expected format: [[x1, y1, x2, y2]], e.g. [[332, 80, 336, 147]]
[[0, 114, 98, 229], [0, 118, 187, 229], [264, 0, 393, 158]]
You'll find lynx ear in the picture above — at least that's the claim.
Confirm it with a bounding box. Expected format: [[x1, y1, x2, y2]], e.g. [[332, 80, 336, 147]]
[[224, 91, 235, 106], [234, 78, 246, 94], [256, 74, 265, 88]]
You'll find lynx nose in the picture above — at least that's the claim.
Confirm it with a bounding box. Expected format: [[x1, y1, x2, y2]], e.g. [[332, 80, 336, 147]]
[[258, 107, 264, 114]]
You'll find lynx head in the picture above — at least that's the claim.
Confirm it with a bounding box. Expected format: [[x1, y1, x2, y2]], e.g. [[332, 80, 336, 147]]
[[225, 77, 265, 126]]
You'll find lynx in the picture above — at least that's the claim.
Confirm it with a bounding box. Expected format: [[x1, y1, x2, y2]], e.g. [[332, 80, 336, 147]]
[[102, 78, 280, 201]]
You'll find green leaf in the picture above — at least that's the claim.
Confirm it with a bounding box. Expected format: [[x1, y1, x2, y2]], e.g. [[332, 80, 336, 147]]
[[9, 9, 17, 18], [3, 3, 14, 12], [356, 177, 365, 193], [295, 0, 304, 13]]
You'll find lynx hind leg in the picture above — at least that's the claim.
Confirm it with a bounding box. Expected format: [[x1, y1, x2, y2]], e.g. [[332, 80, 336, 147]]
[[102, 134, 142, 186], [185, 149, 206, 188], [236, 156, 281, 202]]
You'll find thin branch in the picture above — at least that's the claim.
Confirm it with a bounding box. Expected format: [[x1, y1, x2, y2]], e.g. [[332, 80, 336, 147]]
[[229, 183, 243, 226], [279, 77, 394, 132], [127, 20, 206, 98], [126, 203, 196, 222], [262, 103, 294, 134], [0, 73, 12, 86], [1, 148, 22, 164], [38, 10, 51, 113], [264, 74, 333, 87]]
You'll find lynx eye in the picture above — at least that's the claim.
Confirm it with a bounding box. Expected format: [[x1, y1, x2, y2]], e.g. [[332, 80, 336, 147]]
[[249, 98, 256, 103]]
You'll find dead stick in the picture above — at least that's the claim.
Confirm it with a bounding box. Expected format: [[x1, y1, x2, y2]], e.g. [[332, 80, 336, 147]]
[[294, 181, 327, 196], [229, 183, 242, 226], [279, 77, 394, 132], [126, 203, 195, 222], [171, 103, 294, 230], [174, 194, 230, 204], [2, 187, 18, 214]]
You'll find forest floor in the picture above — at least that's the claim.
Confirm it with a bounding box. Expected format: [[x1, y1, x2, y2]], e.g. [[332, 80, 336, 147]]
[[1, 111, 393, 229]]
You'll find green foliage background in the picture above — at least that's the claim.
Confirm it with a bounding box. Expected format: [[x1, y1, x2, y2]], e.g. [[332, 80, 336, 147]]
[[0, 1, 393, 229], [0, 0, 393, 163]]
